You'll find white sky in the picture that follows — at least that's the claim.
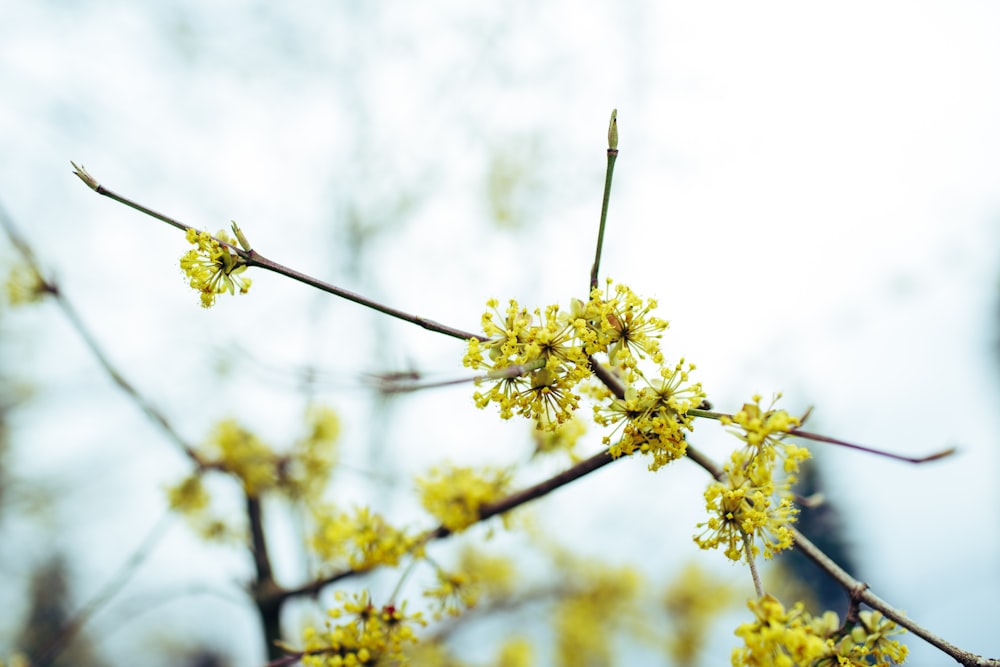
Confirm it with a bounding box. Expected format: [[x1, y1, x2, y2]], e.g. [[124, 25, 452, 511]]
[[2, 2, 999, 665]]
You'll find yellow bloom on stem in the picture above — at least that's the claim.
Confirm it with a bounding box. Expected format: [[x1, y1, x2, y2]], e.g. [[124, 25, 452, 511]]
[[205, 418, 276, 496], [467, 299, 589, 429], [423, 546, 516, 618], [594, 360, 705, 471], [732, 595, 907, 667], [417, 464, 513, 532], [300, 591, 425, 667], [311, 505, 415, 571], [723, 394, 810, 475], [694, 449, 798, 561], [179, 228, 251, 308], [582, 279, 669, 367], [4, 263, 53, 305]]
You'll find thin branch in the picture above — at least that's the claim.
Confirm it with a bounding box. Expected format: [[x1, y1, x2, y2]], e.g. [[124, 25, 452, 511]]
[[792, 529, 1000, 667], [70, 163, 484, 342], [791, 428, 956, 464], [744, 538, 763, 598], [0, 198, 203, 463], [589, 109, 619, 293], [280, 448, 620, 600], [687, 408, 955, 464]]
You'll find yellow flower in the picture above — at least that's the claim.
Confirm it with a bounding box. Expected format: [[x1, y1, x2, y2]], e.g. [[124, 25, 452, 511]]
[[723, 394, 810, 475], [594, 360, 704, 471], [417, 464, 513, 532], [179, 228, 251, 308], [582, 279, 669, 368], [311, 505, 415, 571], [4, 263, 52, 305], [423, 546, 516, 618], [300, 591, 424, 667], [732, 595, 907, 667], [204, 418, 276, 495], [733, 595, 829, 666], [694, 449, 798, 561], [467, 299, 590, 429]]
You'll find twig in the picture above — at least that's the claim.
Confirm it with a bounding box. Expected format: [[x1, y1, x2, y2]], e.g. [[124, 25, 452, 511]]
[[790, 428, 956, 464], [687, 408, 955, 464], [70, 163, 484, 342], [792, 530, 1000, 667], [0, 199, 204, 463], [279, 448, 620, 600], [589, 109, 619, 293]]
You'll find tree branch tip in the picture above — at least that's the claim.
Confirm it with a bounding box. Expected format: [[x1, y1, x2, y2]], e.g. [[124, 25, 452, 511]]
[[70, 161, 100, 191], [919, 446, 957, 463]]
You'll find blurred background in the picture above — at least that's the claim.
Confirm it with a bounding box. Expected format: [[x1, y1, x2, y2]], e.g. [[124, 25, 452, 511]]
[[1, 1, 999, 665]]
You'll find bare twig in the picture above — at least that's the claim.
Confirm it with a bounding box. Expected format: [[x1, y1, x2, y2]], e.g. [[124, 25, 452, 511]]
[[589, 109, 619, 293], [0, 198, 204, 462], [687, 407, 955, 464], [30, 513, 175, 667]]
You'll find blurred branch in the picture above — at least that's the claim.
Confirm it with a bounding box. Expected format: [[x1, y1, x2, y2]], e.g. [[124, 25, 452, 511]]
[[0, 198, 204, 463], [30, 512, 175, 667]]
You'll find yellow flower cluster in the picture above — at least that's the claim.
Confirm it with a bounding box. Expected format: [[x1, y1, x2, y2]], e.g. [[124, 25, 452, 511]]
[[301, 591, 425, 667], [593, 358, 704, 471], [179, 227, 251, 308], [423, 546, 516, 618], [663, 563, 736, 665], [553, 561, 643, 667], [416, 464, 513, 532], [732, 595, 907, 666], [311, 506, 416, 572], [531, 414, 587, 461], [464, 299, 591, 427], [166, 406, 340, 538], [203, 418, 277, 495], [4, 263, 52, 306], [722, 394, 810, 474], [695, 396, 808, 562], [466, 280, 704, 470]]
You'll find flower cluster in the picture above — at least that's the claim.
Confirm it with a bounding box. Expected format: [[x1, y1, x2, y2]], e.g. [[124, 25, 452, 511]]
[[464, 299, 591, 427], [4, 263, 53, 306], [466, 280, 704, 471], [416, 464, 513, 532], [179, 226, 251, 308], [592, 358, 704, 471], [166, 406, 340, 539], [695, 395, 808, 562], [423, 546, 516, 618], [663, 562, 736, 665], [531, 414, 587, 461], [300, 591, 425, 667], [311, 506, 416, 572], [732, 594, 907, 666]]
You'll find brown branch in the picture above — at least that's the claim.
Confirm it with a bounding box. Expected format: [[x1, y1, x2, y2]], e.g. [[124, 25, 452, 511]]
[[279, 448, 620, 601], [683, 433, 999, 666], [30, 513, 175, 667], [70, 163, 484, 342], [792, 530, 999, 667]]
